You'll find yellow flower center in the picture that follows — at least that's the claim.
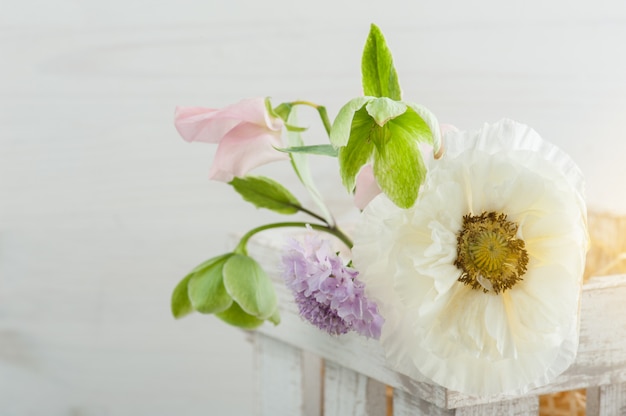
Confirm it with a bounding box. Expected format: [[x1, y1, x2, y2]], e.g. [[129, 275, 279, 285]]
[[455, 211, 529, 294]]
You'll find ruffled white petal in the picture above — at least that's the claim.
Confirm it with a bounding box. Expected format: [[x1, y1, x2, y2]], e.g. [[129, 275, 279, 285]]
[[353, 119, 588, 396]]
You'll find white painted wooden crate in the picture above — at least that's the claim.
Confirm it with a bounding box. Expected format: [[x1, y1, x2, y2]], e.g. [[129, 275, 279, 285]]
[[247, 233, 626, 416]]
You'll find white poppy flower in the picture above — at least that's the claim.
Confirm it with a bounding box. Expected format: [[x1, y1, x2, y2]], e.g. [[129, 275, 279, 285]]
[[352, 119, 588, 396]]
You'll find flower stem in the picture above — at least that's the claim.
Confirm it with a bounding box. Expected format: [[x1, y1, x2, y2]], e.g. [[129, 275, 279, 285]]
[[282, 99, 336, 227], [291, 101, 332, 137], [296, 205, 331, 226], [235, 222, 353, 255]]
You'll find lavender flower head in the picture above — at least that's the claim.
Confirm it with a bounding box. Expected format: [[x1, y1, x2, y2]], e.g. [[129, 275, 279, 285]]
[[281, 234, 383, 339]]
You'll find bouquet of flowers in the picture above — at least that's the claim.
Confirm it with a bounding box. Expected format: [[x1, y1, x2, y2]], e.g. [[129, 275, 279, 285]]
[[170, 24, 588, 397]]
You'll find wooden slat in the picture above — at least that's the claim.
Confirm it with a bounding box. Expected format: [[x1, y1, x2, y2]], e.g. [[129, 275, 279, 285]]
[[254, 333, 306, 416], [587, 383, 626, 416], [454, 397, 539, 415], [393, 389, 455, 416], [302, 352, 323, 416], [323, 361, 387, 416], [393, 390, 538, 415]]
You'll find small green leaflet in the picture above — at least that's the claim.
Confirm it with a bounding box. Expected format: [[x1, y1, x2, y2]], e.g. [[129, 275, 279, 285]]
[[406, 102, 441, 153], [230, 176, 301, 215], [171, 254, 233, 318], [365, 97, 407, 126], [267, 308, 280, 325], [216, 301, 265, 329], [361, 24, 402, 101], [171, 273, 194, 319], [372, 123, 425, 209], [329, 96, 372, 148], [275, 144, 338, 157], [338, 107, 376, 192], [284, 124, 308, 133], [222, 254, 277, 320], [187, 253, 234, 314], [271, 101, 292, 121]]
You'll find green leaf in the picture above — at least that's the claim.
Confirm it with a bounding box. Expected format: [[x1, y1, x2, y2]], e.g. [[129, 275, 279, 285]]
[[222, 254, 277, 320], [230, 176, 301, 215], [365, 97, 407, 126], [286, 109, 334, 224], [171, 273, 194, 319], [268, 308, 281, 325], [361, 24, 402, 100], [372, 109, 430, 208], [329, 96, 373, 148], [188, 254, 234, 314], [338, 107, 377, 192], [284, 124, 308, 132], [406, 102, 441, 153], [275, 144, 338, 157], [216, 302, 265, 329], [394, 106, 435, 144], [272, 102, 293, 121]]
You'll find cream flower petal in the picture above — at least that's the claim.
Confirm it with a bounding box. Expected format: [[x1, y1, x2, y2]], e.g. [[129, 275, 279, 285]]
[[353, 119, 588, 396]]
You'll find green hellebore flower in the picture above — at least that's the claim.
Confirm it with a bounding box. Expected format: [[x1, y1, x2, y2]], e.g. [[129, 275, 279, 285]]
[[330, 96, 441, 209]]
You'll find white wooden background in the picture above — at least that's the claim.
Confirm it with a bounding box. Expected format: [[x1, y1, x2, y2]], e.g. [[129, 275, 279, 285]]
[[2, 0, 626, 415]]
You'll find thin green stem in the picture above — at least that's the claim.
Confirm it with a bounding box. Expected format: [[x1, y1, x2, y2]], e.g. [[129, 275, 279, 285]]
[[235, 222, 353, 255], [316, 106, 332, 137], [295, 205, 330, 226], [290, 101, 332, 137], [280, 99, 336, 228]]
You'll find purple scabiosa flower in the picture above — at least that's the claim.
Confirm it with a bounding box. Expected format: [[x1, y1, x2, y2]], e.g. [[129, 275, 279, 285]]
[[281, 234, 383, 339]]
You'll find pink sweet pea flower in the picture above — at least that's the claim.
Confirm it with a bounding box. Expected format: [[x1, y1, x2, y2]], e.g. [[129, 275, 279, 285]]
[[174, 97, 288, 182]]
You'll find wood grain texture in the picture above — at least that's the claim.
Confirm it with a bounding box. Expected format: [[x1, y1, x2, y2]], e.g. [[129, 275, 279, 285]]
[[587, 383, 626, 416], [3, 0, 626, 414], [454, 397, 539, 416], [255, 333, 306, 416], [302, 352, 323, 416], [393, 389, 455, 416], [323, 361, 387, 416], [255, 333, 325, 416], [393, 391, 538, 415]]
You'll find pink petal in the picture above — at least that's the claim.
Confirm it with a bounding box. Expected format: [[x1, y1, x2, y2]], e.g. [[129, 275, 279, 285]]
[[208, 122, 289, 182], [174, 98, 282, 144], [174, 106, 240, 144], [216, 97, 283, 131], [354, 164, 382, 210]]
